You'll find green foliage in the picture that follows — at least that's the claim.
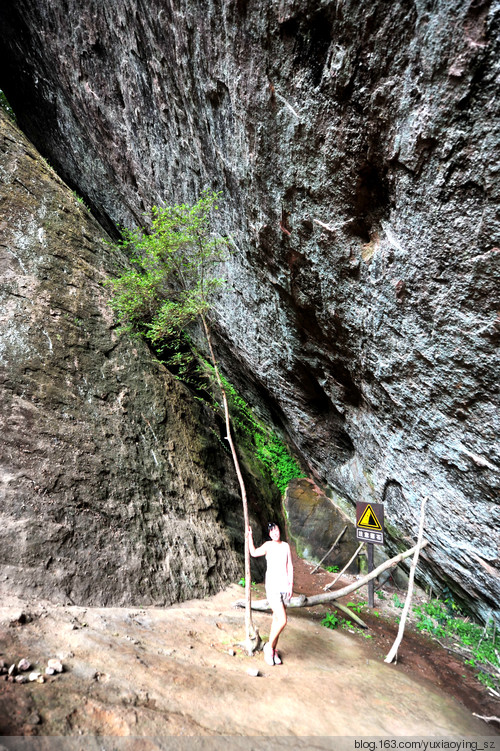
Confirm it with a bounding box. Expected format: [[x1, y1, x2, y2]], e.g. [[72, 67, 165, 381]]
[[376, 590, 385, 600], [392, 593, 405, 609], [214, 371, 305, 495], [321, 609, 375, 639], [478, 671, 496, 690], [321, 612, 339, 629], [0, 91, 15, 121], [325, 565, 339, 573], [238, 577, 256, 589], [347, 600, 366, 614], [412, 598, 499, 691], [72, 191, 90, 212], [106, 191, 304, 496], [106, 189, 227, 343], [254, 430, 304, 494]]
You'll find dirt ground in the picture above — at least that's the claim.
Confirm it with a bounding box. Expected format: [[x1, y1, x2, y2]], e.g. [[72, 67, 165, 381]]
[[0, 552, 498, 739], [291, 551, 500, 725]]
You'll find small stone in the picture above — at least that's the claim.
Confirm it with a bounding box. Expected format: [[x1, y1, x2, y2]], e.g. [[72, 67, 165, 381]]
[[45, 667, 56, 676], [37, 675, 46, 684], [8, 664, 16, 676], [228, 649, 235, 656], [28, 672, 42, 682], [27, 712, 42, 726], [47, 659, 63, 673], [18, 658, 31, 672], [15, 674, 28, 684], [246, 667, 260, 677]]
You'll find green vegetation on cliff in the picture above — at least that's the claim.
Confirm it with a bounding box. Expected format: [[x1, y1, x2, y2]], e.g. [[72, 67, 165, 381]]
[[216, 372, 305, 495], [106, 192, 303, 497]]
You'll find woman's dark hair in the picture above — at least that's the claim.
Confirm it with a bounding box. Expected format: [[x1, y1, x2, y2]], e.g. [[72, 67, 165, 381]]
[[267, 522, 278, 531]]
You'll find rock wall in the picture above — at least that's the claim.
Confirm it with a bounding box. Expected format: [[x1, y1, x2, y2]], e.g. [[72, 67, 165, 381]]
[[0, 0, 499, 620], [0, 110, 246, 606]]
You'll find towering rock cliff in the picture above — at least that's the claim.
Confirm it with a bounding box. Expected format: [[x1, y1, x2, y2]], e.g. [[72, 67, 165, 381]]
[[0, 110, 252, 605], [0, 0, 498, 619]]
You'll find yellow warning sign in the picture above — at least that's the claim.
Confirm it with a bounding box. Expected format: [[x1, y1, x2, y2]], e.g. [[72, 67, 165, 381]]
[[358, 504, 383, 531]]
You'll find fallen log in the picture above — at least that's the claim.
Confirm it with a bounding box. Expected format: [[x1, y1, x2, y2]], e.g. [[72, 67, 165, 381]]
[[234, 539, 429, 610]]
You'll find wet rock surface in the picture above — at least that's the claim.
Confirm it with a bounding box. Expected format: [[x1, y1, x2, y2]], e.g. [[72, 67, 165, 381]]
[[0, 0, 499, 621]]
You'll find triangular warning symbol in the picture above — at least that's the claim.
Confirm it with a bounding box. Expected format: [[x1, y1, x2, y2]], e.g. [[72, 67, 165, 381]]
[[358, 504, 382, 531]]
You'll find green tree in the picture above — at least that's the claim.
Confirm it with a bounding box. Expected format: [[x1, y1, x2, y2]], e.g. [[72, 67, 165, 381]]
[[107, 190, 260, 654]]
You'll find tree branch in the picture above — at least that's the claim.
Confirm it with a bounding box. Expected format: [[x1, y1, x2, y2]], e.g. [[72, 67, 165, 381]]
[[234, 540, 429, 610], [384, 496, 428, 664]]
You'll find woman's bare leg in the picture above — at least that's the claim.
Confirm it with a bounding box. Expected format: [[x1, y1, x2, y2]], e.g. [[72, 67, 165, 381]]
[[269, 601, 287, 650]]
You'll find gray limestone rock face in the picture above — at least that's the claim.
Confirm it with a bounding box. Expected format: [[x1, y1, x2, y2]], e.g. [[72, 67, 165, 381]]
[[0, 110, 243, 606], [0, 0, 499, 620]]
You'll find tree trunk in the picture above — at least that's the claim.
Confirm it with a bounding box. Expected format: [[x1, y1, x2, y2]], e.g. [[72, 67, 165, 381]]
[[201, 314, 260, 654]]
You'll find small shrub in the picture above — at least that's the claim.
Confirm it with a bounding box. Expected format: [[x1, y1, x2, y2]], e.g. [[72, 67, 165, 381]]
[[238, 577, 256, 589], [321, 612, 339, 629], [392, 593, 404, 609]]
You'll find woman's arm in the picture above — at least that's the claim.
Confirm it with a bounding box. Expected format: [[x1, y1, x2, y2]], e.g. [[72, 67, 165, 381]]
[[286, 542, 294, 599], [248, 526, 268, 557]]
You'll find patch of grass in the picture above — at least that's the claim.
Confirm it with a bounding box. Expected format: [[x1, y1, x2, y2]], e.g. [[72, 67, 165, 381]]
[[72, 191, 91, 212], [325, 565, 339, 573], [412, 598, 499, 692]]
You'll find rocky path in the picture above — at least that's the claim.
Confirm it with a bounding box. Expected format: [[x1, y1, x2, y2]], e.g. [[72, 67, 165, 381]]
[[0, 583, 496, 740]]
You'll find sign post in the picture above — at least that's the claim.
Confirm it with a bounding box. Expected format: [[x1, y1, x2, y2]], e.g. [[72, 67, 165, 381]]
[[356, 502, 385, 608]]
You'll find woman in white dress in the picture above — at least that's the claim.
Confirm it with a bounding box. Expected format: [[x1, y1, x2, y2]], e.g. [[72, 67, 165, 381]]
[[248, 522, 294, 665]]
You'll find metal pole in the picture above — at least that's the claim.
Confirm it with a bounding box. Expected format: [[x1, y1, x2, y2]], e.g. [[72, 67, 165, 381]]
[[367, 543, 374, 608]]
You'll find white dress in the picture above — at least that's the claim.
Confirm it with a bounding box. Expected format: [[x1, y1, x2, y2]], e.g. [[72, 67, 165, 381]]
[[265, 541, 291, 596]]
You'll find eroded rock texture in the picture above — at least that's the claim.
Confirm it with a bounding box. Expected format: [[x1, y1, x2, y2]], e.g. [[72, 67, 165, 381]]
[[0, 0, 499, 619], [0, 110, 245, 605]]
